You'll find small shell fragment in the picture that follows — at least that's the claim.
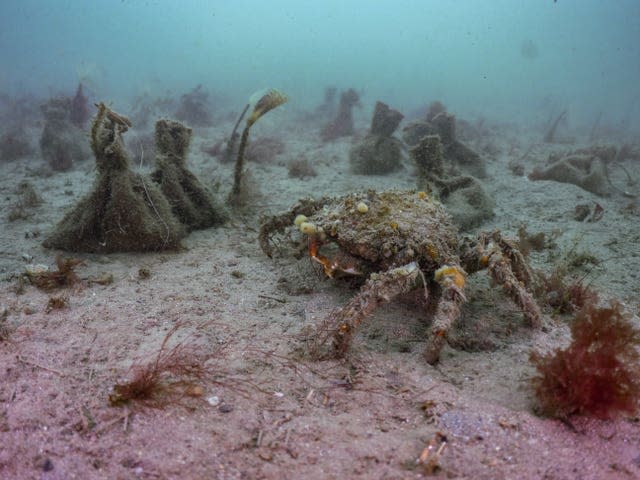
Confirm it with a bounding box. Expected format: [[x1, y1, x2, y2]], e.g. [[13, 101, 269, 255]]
[[356, 202, 369, 213]]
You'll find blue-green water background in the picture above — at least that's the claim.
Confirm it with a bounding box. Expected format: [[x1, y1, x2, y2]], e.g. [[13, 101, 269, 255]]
[[1, 0, 639, 129]]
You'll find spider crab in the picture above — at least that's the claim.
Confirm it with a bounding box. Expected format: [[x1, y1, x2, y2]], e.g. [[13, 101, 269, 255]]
[[260, 190, 542, 364]]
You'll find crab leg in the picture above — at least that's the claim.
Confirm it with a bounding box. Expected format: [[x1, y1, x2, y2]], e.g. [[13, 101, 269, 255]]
[[423, 266, 467, 364], [423, 286, 466, 364], [464, 231, 542, 329], [309, 263, 420, 359], [485, 250, 542, 328], [477, 234, 542, 329]]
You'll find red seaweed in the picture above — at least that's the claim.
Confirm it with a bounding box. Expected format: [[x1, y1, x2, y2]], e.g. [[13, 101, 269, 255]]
[[530, 299, 640, 418]]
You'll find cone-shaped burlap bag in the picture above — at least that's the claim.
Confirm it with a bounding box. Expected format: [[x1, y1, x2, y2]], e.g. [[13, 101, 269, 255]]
[[151, 119, 228, 231], [43, 103, 184, 253]]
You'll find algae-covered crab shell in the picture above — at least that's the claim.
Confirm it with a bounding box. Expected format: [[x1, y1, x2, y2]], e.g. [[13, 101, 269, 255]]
[[306, 190, 460, 272], [259, 188, 543, 364]]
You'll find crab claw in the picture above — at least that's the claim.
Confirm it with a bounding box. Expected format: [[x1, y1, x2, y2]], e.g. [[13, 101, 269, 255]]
[[309, 237, 334, 277], [308, 237, 363, 278]]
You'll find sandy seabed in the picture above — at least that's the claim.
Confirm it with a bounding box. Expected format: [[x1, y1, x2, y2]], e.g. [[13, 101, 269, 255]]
[[1, 110, 639, 480]]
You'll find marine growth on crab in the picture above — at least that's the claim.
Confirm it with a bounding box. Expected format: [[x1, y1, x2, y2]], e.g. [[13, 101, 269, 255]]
[[260, 189, 543, 364]]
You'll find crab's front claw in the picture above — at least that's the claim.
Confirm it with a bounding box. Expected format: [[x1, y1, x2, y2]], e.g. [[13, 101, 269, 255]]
[[308, 237, 366, 279]]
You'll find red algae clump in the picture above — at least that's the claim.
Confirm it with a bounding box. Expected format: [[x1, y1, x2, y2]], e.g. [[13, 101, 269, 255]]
[[530, 299, 640, 419]]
